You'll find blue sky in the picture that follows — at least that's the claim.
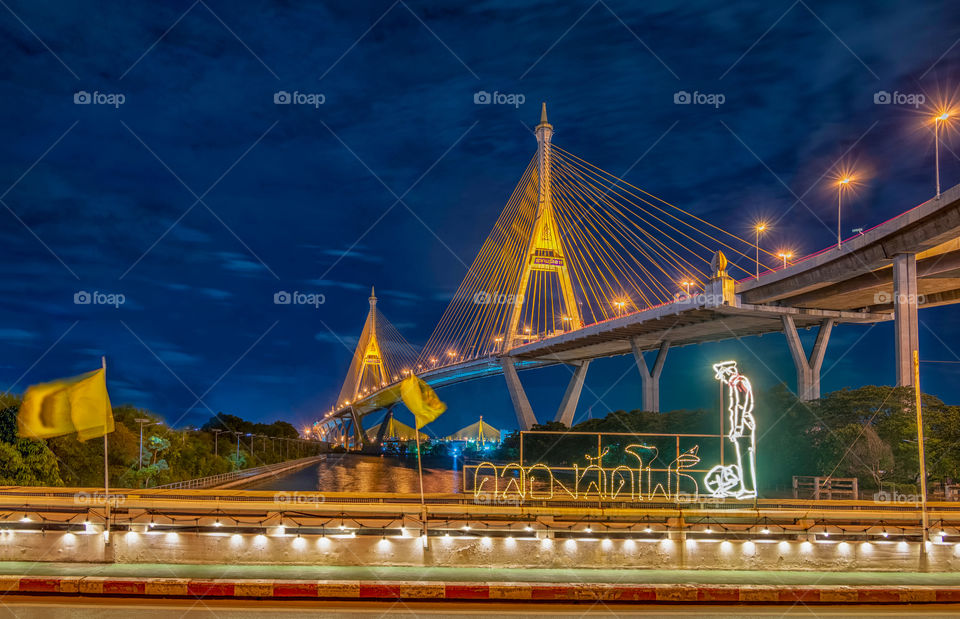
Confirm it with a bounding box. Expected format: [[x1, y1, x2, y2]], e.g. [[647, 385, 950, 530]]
[[0, 0, 959, 435]]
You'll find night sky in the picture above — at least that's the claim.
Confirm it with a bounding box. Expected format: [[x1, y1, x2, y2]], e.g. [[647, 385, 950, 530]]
[[1, 1, 959, 436]]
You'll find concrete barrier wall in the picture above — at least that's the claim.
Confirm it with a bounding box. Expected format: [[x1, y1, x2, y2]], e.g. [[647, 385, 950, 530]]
[[2, 527, 959, 572]]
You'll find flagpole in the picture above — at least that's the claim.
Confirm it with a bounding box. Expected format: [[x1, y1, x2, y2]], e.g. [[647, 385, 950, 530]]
[[414, 424, 428, 549], [101, 356, 110, 544]]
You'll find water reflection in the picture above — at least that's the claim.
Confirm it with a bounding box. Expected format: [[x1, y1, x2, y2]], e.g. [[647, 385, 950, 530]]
[[239, 454, 460, 493]]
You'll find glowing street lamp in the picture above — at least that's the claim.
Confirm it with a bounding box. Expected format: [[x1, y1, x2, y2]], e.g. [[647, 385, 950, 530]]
[[613, 299, 627, 318], [836, 177, 854, 249], [754, 223, 768, 278], [777, 251, 793, 269], [680, 280, 693, 296], [934, 111, 952, 198]]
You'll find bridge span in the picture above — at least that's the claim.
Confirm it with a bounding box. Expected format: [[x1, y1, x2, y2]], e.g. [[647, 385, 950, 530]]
[[317, 106, 960, 440]]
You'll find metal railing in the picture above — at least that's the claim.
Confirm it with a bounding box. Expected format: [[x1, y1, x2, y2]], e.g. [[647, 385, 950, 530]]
[[153, 456, 324, 490]]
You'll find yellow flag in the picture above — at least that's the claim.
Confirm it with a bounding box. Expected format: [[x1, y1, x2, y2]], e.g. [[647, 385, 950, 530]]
[[400, 375, 446, 429], [18, 368, 114, 441]]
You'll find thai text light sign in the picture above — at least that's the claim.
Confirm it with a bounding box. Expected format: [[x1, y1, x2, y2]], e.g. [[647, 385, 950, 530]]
[[465, 360, 757, 502], [531, 256, 564, 268]]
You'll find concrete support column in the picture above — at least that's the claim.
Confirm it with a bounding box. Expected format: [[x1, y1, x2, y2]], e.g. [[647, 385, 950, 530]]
[[782, 316, 834, 401], [501, 358, 537, 430], [631, 339, 669, 413], [374, 407, 393, 445], [893, 253, 920, 387], [554, 361, 590, 427], [348, 407, 365, 448]]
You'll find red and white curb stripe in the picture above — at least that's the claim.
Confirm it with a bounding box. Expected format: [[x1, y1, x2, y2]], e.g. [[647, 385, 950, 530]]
[[0, 577, 957, 603]]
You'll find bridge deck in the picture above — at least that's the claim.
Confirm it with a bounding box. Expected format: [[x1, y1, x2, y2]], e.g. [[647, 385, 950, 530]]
[[509, 302, 886, 362], [324, 298, 887, 426], [738, 182, 960, 311]]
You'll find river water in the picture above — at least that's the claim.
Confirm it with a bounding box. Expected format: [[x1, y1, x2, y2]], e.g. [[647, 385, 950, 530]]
[[239, 453, 461, 494]]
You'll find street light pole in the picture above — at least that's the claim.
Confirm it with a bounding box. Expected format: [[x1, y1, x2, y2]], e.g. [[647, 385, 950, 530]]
[[934, 112, 950, 198], [754, 223, 767, 278], [134, 418, 151, 470], [212, 429, 222, 457], [838, 185, 842, 248], [936, 116, 941, 198], [837, 178, 851, 249]]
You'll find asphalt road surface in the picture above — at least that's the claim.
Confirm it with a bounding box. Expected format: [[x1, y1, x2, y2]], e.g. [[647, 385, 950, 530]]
[[1, 598, 960, 618]]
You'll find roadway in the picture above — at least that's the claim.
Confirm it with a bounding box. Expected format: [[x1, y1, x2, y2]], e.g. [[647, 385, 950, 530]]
[[5, 561, 960, 586], [4, 598, 960, 617]]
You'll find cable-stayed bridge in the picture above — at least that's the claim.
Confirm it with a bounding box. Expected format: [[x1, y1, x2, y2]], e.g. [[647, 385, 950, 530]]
[[316, 105, 960, 447]]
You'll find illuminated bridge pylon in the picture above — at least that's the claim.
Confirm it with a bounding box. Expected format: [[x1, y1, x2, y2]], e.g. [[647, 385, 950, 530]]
[[417, 104, 778, 429], [504, 103, 582, 350], [325, 288, 419, 447]]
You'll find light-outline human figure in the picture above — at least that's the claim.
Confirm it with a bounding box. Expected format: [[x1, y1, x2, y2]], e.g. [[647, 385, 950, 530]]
[[713, 360, 756, 499]]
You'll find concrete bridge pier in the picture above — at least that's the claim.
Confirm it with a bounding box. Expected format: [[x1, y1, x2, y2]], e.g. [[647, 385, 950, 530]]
[[632, 339, 669, 412], [782, 315, 834, 401], [501, 358, 538, 430], [502, 357, 592, 429], [373, 407, 394, 446], [893, 252, 920, 387], [348, 407, 366, 449], [554, 361, 590, 426]]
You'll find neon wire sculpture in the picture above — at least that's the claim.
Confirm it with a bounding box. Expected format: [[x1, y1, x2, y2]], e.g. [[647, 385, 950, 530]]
[[704, 360, 757, 499], [467, 359, 759, 503]]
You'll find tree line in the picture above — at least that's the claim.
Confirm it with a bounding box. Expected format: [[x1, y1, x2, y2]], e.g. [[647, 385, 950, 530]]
[[0, 394, 317, 488]]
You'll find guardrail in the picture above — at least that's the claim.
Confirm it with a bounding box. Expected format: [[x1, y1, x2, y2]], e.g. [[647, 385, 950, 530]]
[[0, 485, 957, 541], [792, 475, 859, 500], [153, 456, 324, 490]]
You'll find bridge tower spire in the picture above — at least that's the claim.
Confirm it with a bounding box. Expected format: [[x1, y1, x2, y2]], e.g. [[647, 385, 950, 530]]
[[354, 287, 387, 400], [504, 103, 583, 349]]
